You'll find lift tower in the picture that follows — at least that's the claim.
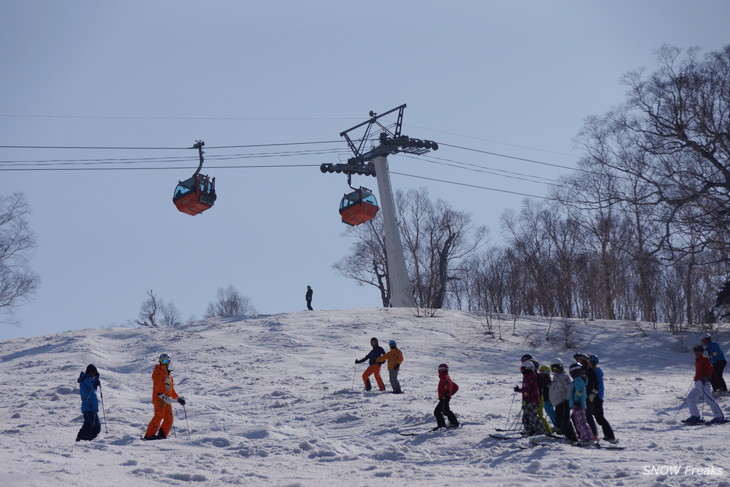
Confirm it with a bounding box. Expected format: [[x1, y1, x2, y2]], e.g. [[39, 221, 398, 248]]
[[321, 104, 438, 307]]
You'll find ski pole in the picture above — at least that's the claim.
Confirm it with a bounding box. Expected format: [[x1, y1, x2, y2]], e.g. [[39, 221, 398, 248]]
[[182, 404, 191, 436], [505, 390, 518, 430], [99, 382, 108, 434], [673, 380, 694, 421], [352, 362, 357, 390]]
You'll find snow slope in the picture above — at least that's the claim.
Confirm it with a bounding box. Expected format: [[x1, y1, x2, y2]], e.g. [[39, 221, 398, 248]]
[[0, 308, 728, 487]]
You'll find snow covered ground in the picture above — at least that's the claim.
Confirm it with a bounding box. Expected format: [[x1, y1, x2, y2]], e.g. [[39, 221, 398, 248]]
[[0, 308, 728, 487]]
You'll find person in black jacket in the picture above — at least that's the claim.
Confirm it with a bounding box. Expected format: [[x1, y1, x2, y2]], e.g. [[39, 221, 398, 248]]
[[575, 353, 599, 440], [355, 337, 386, 391], [305, 285, 313, 311]]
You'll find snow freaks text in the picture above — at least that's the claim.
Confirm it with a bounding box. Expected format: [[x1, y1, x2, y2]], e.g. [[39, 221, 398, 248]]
[[643, 465, 723, 476]]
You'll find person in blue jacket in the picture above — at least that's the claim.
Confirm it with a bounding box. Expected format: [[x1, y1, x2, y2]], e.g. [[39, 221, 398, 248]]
[[587, 355, 617, 443], [701, 333, 727, 393], [76, 364, 101, 441]]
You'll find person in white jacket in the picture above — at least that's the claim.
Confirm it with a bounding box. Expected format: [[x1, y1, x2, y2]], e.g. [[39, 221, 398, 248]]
[[549, 359, 577, 442]]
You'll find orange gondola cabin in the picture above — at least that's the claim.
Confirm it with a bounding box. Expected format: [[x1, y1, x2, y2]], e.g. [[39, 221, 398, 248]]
[[339, 187, 378, 226], [173, 173, 216, 216]]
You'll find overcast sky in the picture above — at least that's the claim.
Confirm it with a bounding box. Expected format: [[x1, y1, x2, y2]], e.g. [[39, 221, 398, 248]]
[[2, 1, 729, 340]]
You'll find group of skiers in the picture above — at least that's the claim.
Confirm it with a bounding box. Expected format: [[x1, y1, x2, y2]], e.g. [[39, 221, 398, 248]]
[[75, 331, 726, 442], [75, 353, 186, 442], [514, 353, 617, 446]]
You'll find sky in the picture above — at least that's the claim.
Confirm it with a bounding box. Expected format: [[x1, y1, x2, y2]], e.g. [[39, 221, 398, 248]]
[[0, 308, 725, 486], [2, 1, 730, 340]]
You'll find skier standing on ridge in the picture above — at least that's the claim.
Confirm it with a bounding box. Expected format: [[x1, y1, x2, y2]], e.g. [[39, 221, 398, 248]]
[[683, 345, 726, 424], [305, 285, 313, 311], [375, 339, 404, 393], [76, 364, 101, 441], [433, 363, 459, 430], [144, 353, 186, 440], [514, 361, 545, 436], [355, 337, 386, 391]]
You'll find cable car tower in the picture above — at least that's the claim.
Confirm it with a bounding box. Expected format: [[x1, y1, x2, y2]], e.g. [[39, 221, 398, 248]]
[[321, 104, 438, 308]]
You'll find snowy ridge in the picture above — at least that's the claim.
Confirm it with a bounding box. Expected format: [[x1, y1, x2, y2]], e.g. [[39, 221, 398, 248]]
[[0, 308, 727, 486]]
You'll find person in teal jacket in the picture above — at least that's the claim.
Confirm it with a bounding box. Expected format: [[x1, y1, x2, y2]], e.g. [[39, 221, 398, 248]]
[[568, 363, 594, 444], [76, 364, 101, 441], [701, 334, 727, 393]]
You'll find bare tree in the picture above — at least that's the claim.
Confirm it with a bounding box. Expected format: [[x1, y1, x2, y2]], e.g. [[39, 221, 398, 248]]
[[205, 284, 256, 318], [160, 301, 181, 327], [134, 290, 161, 327], [0, 193, 40, 321]]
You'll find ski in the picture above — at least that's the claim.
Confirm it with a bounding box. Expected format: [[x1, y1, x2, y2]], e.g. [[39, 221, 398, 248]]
[[400, 425, 461, 436], [529, 440, 625, 450], [682, 418, 728, 426]]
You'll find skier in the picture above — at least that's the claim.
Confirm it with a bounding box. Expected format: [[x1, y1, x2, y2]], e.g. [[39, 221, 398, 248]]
[[574, 352, 599, 440], [374, 339, 404, 393], [433, 363, 459, 430], [538, 365, 557, 431], [514, 361, 545, 436], [568, 362, 595, 445], [355, 337, 386, 391], [549, 359, 578, 443], [586, 355, 617, 443], [520, 354, 551, 433], [305, 285, 313, 311], [701, 333, 727, 393], [684, 345, 726, 424], [144, 353, 186, 440], [76, 364, 101, 441]]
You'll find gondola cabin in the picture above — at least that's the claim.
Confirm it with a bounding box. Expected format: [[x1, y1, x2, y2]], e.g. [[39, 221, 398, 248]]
[[173, 174, 216, 216], [339, 187, 378, 226]]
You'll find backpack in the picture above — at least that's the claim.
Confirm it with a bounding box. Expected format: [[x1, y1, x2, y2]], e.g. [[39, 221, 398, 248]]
[[451, 380, 459, 396]]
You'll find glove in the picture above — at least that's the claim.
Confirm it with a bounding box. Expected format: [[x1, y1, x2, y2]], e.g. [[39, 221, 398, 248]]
[[521, 400, 526, 408], [177, 396, 186, 406], [355, 359, 362, 364], [514, 386, 521, 393], [159, 394, 175, 405], [93, 377, 101, 390]]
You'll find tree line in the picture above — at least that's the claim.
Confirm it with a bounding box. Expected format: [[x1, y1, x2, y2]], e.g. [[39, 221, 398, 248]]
[[337, 44, 730, 331]]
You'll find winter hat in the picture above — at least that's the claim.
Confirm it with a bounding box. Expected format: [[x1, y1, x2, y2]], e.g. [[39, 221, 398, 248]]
[[85, 364, 98, 376], [693, 345, 705, 352], [568, 363, 584, 376], [370, 337, 379, 344], [438, 363, 449, 373], [388, 340, 397, 347]]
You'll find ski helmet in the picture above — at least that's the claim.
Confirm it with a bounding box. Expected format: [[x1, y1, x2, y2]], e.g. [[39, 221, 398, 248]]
[[520, 361, 535, 371], [539, 365, 550, 374], [520, 353, 533, 362], [588, 354, 599, 365], [568, 362, 583, 377], [573, 353, 589, 362], [693, 345, 705, 352], [701, 333, 712, 342], [550, 358, 563, 369], [159, 353, 171, 365], [438, 363, 449, 373], [388, 340, 397, 347]]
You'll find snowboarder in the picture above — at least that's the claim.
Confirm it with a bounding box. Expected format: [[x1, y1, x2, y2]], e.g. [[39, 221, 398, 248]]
[[568, 362, 595, 445], [549, 359, 577, 443], [76, 364, 101, 441], [305, 285, 313, 311], [514, 361, 545, 436], [684, 345, 726, 424], [144, 353, 186, 440], [374, 339, 404, 393], [355, 337, 386, 391], [520, 354, 551, 433], [434, 363, 459, 430], [701, 333, 727, 393], [586, 354, 617, 443]]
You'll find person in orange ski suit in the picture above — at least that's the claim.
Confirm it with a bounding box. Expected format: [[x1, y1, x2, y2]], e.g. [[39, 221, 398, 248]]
[[355, 337, 386, 391], [144, 353, 186, 440], [375, 340, 404, 393]]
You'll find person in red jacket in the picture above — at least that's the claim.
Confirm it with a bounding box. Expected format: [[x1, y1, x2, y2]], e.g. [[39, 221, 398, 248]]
[[684, 345, 725, 424], [433, 363, 459, 430], [144, 353, 186, 440]]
